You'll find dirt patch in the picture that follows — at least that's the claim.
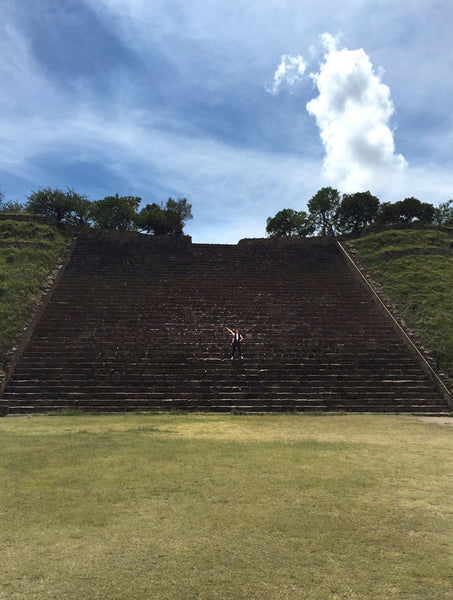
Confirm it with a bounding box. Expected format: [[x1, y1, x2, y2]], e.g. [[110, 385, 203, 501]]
[[413, 416, 453, 426]]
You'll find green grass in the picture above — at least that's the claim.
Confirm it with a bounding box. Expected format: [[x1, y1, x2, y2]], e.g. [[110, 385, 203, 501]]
[[0, 220, 61, 244], [1, 413, 452, 599], [349, 228, 453, 378], [350, 228, 453, 259], [0, 219, 69, 371]]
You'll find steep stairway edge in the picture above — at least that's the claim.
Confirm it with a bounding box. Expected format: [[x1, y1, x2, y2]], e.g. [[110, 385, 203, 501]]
[[0, 235, 78, 403], [337, 239, 452, 408]]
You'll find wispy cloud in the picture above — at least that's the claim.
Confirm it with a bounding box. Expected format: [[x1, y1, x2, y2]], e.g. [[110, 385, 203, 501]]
[[307, 33, 407, 191], [0, 87, 322, 242], [265, 54, 307, 95]]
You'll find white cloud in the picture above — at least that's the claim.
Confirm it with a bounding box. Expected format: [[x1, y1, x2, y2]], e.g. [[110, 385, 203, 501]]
[[319, 32, 340, 53], [307, 34, 407, 192], [266, 54, 307, 95]]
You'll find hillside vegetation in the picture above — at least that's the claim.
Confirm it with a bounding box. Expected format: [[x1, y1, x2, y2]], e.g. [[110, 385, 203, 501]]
[[349, 227, 453, 379], [0, 218, 69, 376]]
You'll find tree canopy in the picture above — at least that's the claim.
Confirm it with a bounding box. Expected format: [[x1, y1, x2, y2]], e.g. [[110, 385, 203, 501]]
[[136, 198, 193, 236], [2, 186, 195, 236], [164, 198, 193, 235], [26, 187, 88, 224], [89, 195, 141, 231], [266, 187, 446, 239], [433, 200, 453, 225], [0, 191, 24, 214], [266, 209, 315, 238], [378, 197, 435, 227], [307, 187, 340, 236], [336, 191, 380, 235]]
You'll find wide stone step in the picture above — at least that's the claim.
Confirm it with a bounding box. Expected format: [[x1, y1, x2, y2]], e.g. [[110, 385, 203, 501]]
[[1, 398, 444, 415]]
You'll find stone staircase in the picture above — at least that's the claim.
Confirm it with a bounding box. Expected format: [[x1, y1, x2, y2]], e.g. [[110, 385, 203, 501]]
[[0, 231, 449, 413]]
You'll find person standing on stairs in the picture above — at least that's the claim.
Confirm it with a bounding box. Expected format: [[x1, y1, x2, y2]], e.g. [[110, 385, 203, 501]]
[[225, 326, 244, 359]]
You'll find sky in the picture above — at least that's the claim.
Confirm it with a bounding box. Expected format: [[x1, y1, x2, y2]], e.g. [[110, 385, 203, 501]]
[[1, 0, 453, 243]]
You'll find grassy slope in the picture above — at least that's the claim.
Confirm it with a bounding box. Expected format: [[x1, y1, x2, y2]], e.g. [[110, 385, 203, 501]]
[[1, 413, 452, 600], [0, 219, 69, 375], [349, 227, 453, 379]]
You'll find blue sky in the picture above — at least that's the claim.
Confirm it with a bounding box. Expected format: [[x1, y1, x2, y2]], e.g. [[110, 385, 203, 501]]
[[1, 0, 453, 242]]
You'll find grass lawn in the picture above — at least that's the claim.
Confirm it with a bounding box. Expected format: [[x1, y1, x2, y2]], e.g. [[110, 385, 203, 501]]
[[1, 413, 452, 600]]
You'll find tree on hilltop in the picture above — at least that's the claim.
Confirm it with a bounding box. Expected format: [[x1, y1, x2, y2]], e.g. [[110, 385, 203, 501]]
[[136, 198, 193, 236], [26, 187, 88, 224], [90, 195, 141, 230], [266, 208, 315, 237], [433, 200, 453, 225], [135, 203, 169, 235], [336, 191, 380, 235], [398, 197, 434, 223], [165, 197, 193, 235], [378, 197, 434, 226], [0, 191, 25, 213], [0, 200, 25, 213], [307, 187, 341, 236]]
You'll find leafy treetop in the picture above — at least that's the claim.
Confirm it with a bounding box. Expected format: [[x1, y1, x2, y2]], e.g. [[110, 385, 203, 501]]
[[266, 209, 315, 238]]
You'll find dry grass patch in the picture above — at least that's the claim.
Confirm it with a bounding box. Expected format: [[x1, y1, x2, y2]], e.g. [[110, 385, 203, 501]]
[[1, 413, 452, 600]]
